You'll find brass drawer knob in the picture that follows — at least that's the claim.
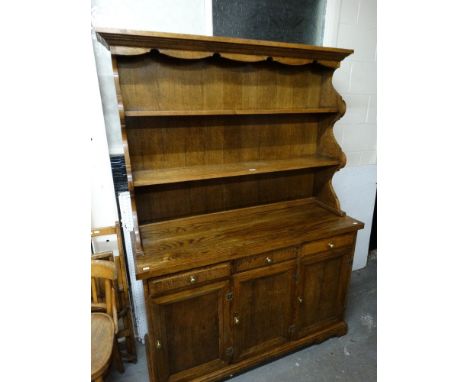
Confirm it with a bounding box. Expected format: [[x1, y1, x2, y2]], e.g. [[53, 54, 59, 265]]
[[328, 242, 335, 249], [298, 296, 303, 304], [234, 315, 240, 325], [189, 275, 197, 284], [156, 340, 162, 350], [265, 256, 273, 264]]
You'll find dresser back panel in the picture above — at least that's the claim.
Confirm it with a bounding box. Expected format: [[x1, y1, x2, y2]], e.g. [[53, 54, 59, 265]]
[[135, 170, 315, 224], [126, 114, 319, 172], [117, 54, 325, 112]]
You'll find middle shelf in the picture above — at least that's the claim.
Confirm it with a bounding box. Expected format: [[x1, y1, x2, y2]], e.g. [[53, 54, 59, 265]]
[[124, 107, 339, 117], [133, 155, 339, 187]]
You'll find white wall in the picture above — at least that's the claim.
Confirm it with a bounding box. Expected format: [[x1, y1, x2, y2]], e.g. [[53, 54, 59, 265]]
[[90, 38, 118, 228], [90, 104, 119, 228], [324, 0, 377, 269]]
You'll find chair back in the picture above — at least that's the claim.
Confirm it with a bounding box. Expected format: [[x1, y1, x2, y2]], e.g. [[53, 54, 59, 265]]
[[91, 260, 118, 331], [91, 222, 129, 308]]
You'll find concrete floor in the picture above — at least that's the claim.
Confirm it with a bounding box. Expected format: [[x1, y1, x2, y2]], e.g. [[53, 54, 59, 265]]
[[107, 251, 376, 382]]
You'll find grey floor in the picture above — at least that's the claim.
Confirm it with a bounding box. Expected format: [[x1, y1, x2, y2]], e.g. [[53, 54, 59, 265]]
[[107, 251, 376, 382]]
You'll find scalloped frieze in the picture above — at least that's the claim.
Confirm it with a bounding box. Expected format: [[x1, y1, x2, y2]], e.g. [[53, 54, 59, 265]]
[[220, 52, 268, 62], [110, 45, 341, 68], [111, 46, 152, 56], [158, 49, 213, 60], [272, 57, 314, 65]]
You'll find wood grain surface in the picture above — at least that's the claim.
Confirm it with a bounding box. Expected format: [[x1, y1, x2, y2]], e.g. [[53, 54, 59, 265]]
[[136, 198, 363, 279], [91, 313, 115, 380]]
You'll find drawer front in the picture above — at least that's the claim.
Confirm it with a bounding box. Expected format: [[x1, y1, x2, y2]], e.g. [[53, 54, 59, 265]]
[[149, 263, 231, 296], [233, 247, 297, 273], [302, 233, 355, 256]]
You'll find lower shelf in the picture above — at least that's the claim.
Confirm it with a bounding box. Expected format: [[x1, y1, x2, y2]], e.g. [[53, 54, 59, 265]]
[[133, 155, 340, 187]]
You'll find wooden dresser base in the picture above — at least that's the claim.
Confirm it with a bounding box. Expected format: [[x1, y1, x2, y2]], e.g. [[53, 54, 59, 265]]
[[145, 321, 347, 382]]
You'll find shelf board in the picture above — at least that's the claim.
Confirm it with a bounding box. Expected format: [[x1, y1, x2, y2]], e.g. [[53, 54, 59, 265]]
[[133, 155, 339, 187], [136, 198, 364, 279], [125, 107, 338, 117]]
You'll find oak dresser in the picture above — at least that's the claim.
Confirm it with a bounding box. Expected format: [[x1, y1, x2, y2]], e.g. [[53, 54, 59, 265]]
[[96, 28, 364, 382]]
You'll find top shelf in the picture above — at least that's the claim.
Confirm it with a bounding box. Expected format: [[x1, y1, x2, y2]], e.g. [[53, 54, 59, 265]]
[[124, 107, 339, 117]]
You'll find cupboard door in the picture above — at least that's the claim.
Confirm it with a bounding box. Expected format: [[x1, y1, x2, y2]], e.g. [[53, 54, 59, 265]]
[[232, 260, 296, 361], [295, 248, 353, 339], [150, 280, 231, 382]]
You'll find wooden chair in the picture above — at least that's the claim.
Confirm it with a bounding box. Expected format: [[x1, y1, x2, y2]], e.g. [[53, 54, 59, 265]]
[[91, 222, 137, 365], [91, 260, 118, 382]]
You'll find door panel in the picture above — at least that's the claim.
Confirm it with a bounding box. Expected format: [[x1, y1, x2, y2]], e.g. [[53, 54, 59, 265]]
[[232, 260, 296, 360], [150, 281, 231, 382], [295, 248, 353, 339]]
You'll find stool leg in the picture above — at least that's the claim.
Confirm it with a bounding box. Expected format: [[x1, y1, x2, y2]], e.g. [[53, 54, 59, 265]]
[[113, 337, 124, 373], [124, 308, 137, 361]]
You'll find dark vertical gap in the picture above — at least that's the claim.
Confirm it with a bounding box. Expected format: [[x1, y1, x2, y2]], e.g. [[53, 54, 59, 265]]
[[369, 193, 377, 251], [110, 154, 129, 193], [109, 154, 128, 267], [109, 154, 137, 322]]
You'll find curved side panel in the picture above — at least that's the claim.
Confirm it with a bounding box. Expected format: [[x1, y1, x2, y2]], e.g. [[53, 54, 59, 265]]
[[111, 56, 145, 255], [314, 69, 348, 215]]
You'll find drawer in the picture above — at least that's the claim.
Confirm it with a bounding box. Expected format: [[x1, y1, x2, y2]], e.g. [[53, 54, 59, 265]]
[[149, 263, 231, 295], [302, 233, 355, 256], [233, 247, 297, 273]]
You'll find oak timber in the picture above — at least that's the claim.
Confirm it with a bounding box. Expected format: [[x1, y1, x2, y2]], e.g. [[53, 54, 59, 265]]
[[125, 108, 338, 117], [133, 156, 339, 187]]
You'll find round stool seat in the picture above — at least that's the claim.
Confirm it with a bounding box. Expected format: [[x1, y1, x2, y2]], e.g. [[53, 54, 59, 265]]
[[91, 313, 114, 380]]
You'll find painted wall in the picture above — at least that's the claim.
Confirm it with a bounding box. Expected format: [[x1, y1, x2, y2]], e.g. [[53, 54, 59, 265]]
[[90, 98, 119, 228], [324, 0, 377, 269], [90, 21, 118, 228]]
